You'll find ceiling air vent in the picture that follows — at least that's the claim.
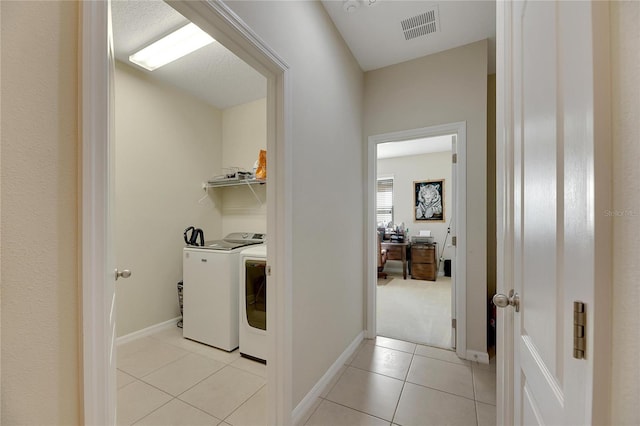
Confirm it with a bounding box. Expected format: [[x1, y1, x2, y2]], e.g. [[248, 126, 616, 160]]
[[401, 7, 440, 41]]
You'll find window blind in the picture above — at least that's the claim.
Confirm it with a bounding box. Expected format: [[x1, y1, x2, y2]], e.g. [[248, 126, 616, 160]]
[[377, 178, 394, 225]]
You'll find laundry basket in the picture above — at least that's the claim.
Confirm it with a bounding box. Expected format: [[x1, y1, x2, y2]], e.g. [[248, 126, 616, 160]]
[[177, 280, 184, 328]]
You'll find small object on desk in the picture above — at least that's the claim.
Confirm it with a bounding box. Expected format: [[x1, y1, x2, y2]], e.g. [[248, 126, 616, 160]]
[[390, 234, 404, 243], [411, 235, 434, 244]]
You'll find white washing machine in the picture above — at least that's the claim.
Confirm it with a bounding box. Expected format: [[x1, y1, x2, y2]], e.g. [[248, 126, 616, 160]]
[[182, 232, 265, 351], [239, 245, 267, 362]]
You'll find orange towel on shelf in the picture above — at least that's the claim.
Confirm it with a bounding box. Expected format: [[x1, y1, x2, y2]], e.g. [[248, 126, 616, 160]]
[[256, 149, 267, 179]]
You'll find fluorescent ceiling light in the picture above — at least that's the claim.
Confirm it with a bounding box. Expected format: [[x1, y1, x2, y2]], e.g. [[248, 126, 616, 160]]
[[129, 23, 215, 71]]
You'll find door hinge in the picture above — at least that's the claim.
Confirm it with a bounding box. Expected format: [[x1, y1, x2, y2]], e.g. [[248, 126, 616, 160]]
[[452, 153, 457, 164], [452, 318, 456, 329], [266, 265, 272, 276], [451, 236, 457, 246], [573, 301, 586, 359]]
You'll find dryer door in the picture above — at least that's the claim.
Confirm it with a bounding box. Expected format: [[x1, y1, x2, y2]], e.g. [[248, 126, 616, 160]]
[[245, 259, 266, 331]]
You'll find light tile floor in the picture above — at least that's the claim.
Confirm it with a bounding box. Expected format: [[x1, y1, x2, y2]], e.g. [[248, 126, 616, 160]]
[[305, 336, 496, 426], [117, 328, 496, 426], [117, 326, 266, 425]]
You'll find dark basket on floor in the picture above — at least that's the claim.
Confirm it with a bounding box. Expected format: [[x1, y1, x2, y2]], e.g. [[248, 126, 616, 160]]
[[177, 280, 183, 328]]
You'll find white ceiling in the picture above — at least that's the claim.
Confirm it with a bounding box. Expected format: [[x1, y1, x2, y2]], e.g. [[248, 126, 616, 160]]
[[111, 0, 495, 110], [111, 0, 267, 109], [377, 134, 453, 159], [321, 0, 496, 72]]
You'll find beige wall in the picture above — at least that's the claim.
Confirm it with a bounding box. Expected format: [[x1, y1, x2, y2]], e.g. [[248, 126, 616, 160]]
[[220, 98, 267, 236], [364, 41, 488, 354], [114, 62, 266, 337], [377, 151, 454, 264], [226, 1, 365, 407], [114, 62, 223, 337], [610, 1, 640, 424], [0, 1, 80, 424]]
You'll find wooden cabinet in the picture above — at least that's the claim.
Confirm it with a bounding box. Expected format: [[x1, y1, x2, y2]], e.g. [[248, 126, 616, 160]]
[[411, 243, 437, 281]]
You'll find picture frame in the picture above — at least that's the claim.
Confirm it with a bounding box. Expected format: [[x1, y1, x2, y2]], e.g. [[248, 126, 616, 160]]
[[414, 179, 445, 222]]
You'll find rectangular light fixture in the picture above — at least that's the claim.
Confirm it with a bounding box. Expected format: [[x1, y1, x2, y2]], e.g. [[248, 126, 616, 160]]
[[129, 23, 215, 71]]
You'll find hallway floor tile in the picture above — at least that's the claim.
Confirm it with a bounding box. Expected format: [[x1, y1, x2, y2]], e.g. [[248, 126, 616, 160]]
[[116, 328, 496, 425]]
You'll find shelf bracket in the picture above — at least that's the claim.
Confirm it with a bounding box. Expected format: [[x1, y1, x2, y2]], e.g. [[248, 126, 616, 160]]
[[244, 179, 263, 206]]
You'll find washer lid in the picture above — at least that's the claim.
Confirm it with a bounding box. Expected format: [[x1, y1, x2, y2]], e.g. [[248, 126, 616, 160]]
[[223, 232, 266, 245], [201, 240, 255, 251]]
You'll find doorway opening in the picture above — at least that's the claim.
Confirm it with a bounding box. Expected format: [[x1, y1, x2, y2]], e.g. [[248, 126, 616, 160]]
[[111, 2, 269, 423], [376, 134, 455, 349], [81, 1, 292, 424], [366, 122, 467, 358]]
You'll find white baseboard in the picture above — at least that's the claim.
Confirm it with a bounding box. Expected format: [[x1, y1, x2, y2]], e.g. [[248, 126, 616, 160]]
[[292, 331, 365, 426], [116, 317, 181, 346], [465, 349, 490, 364]]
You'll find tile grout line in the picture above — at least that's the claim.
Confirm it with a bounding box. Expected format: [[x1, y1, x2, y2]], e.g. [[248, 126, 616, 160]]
[[403, 378, 479, 404], [346, 363, 410, 382], [389, 352, 417, 424], [173, 364, 265, 405], [128, 331, 495, 425], [322, 362, 350, 399], [322, 349, 403, 425], [318, 397, 394, 425], [121, 330, 268, 425], [142, 362, 226, 399], [129, 396, 176, 426], [175, 395, 226, 422], [471, 362, 480, 426], [221, 383, 266, 424], [300, 396, 324, 426], [413, 353, 471, 367], [118, 343, 193, 379], [122, 374, 222, 422]]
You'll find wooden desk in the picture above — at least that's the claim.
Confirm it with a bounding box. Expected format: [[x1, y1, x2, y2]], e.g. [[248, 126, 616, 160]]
[[380, 241, 410, 279]]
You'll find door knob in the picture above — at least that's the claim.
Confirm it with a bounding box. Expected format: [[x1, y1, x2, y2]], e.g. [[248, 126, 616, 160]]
[[493, 289, 520, 312], [115, 268, 132, 280]]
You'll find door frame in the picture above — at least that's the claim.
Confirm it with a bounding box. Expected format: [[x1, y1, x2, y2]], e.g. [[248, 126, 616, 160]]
[[366, 122, 467, 359], [80, 2, 115, 423], [81, 1, 293, 424], [495, 0, 514, 423]]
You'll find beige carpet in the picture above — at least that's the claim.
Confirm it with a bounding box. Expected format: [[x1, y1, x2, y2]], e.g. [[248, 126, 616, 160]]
[[376, 274, 452, 349]]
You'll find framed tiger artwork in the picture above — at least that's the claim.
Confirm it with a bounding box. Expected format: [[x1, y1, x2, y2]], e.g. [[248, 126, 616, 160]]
[[414, 179, 445, 222]]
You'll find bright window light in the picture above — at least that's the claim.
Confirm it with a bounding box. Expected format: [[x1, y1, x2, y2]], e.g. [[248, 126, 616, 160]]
[[129, 23, 215, 71]]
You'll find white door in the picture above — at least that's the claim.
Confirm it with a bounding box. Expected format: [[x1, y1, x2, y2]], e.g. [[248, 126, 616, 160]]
[[498, 0, 611, 424], [81, 1, 120, 423]]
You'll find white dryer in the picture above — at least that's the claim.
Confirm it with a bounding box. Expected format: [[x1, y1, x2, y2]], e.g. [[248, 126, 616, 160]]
[[239, 245, 267, 362], [182, 233, 265, 351]]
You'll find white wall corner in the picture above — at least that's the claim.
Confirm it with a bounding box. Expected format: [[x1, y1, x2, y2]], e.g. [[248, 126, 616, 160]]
[[291, 332, 364, 426]]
